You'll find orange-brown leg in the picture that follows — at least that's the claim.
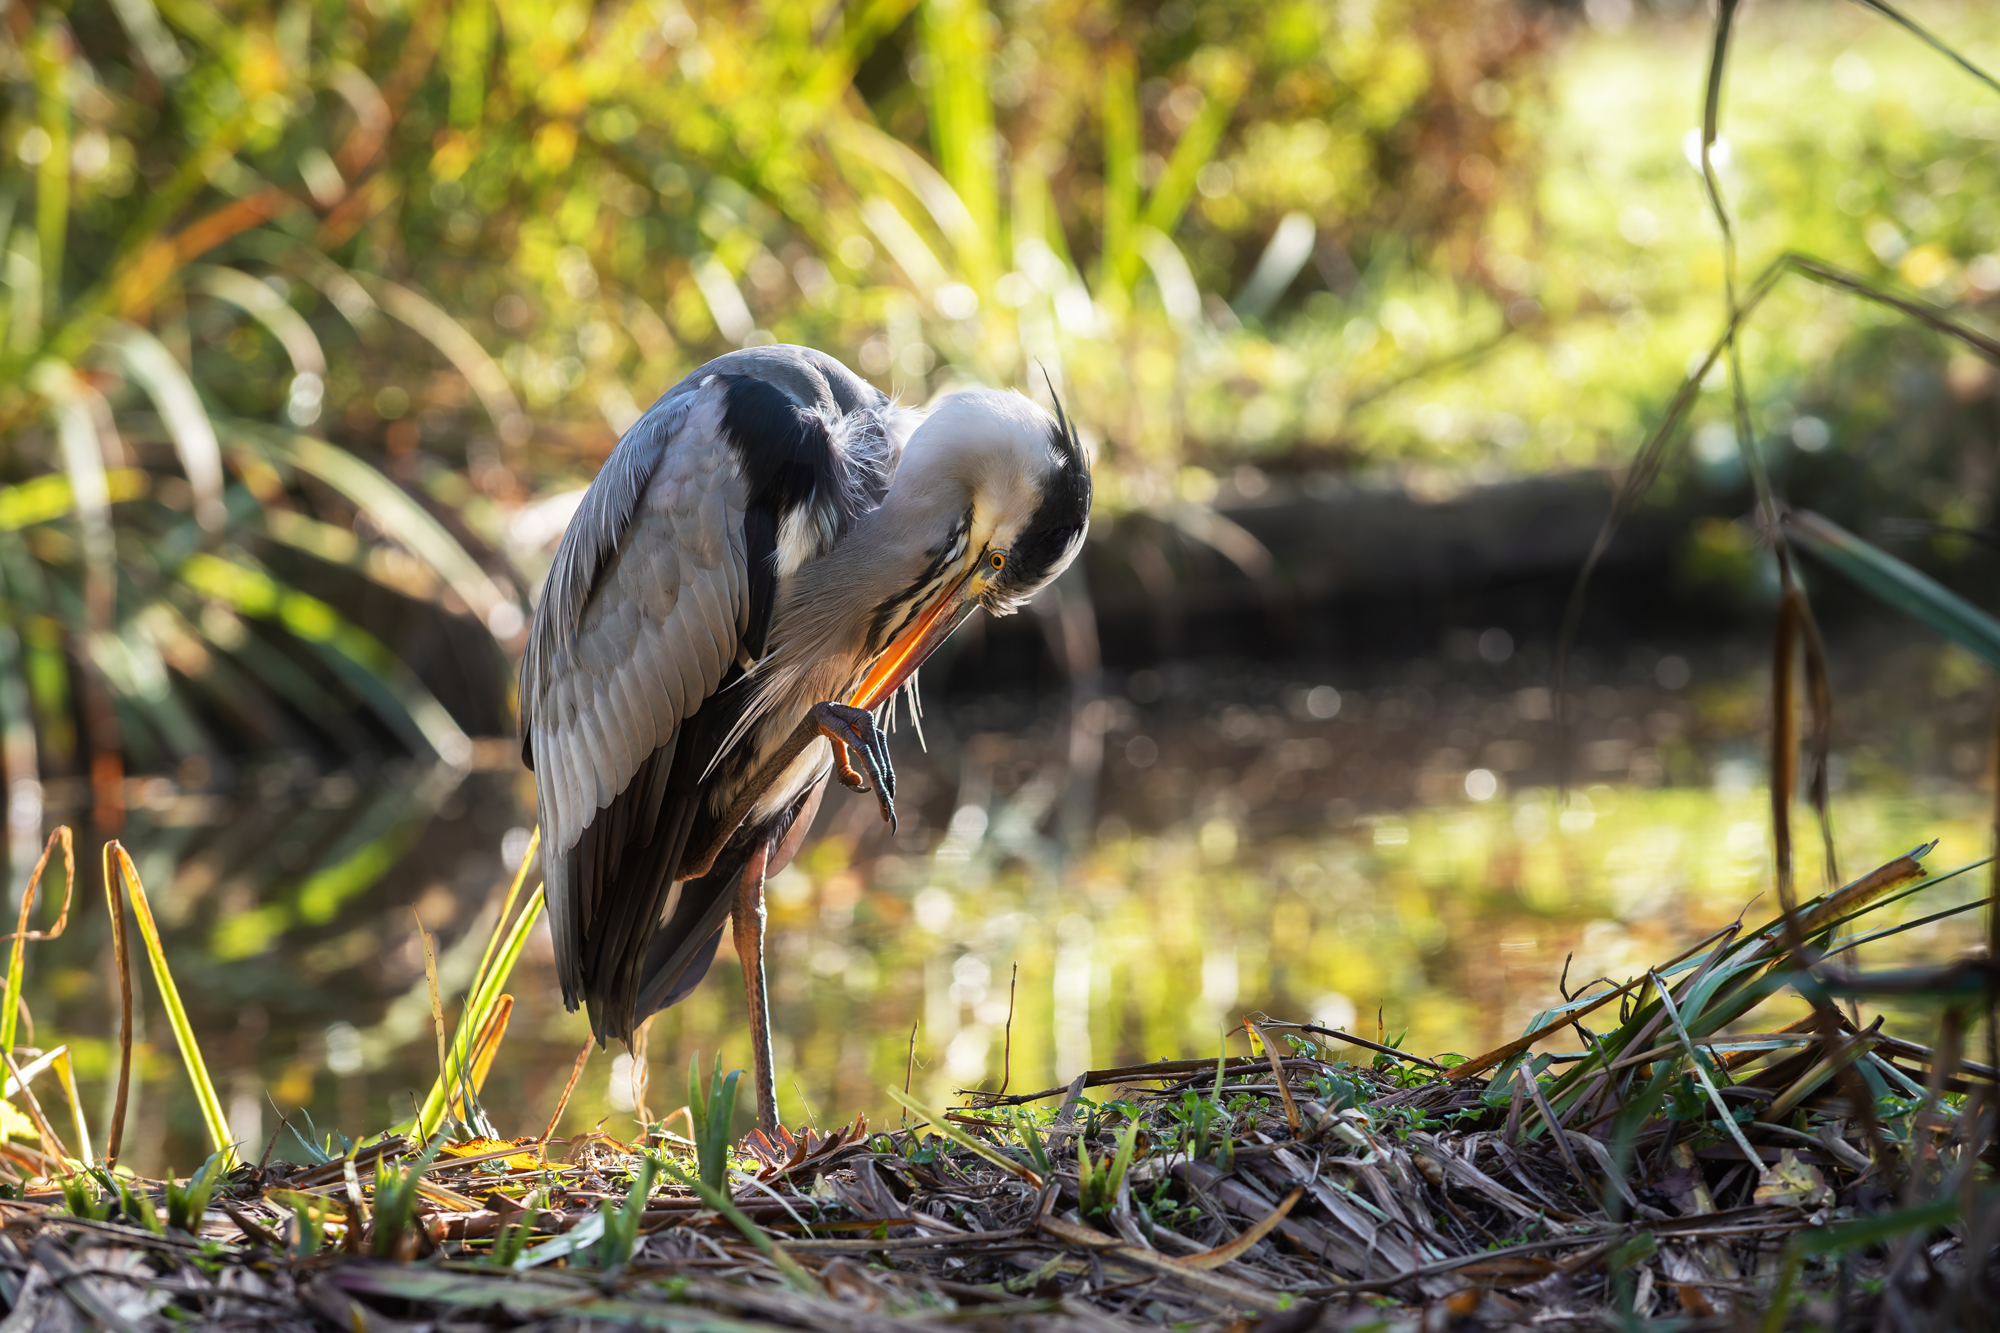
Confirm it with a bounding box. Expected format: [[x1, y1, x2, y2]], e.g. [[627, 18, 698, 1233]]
[[732, 838, 779, 1135], [826, 736, 867, 792]]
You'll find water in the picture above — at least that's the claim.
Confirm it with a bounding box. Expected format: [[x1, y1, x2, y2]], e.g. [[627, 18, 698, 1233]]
[[11, 624, 1992, 1171]]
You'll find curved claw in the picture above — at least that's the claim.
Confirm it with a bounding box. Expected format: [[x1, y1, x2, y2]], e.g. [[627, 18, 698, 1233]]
[[810, 702, 898, 830]]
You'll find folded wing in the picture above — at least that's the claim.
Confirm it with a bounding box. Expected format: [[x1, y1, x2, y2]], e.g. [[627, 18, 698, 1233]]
[[520, 382, 749, 1020]]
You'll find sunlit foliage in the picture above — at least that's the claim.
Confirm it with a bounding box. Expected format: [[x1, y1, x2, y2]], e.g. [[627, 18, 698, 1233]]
[[0, 0, 1544, 828], [8, 0, 2000, 1163]]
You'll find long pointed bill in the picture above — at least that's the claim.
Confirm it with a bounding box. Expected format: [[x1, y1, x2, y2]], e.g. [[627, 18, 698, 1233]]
[[848, 562, 997, 710]]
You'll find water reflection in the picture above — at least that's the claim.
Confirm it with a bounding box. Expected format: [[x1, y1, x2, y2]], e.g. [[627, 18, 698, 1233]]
[[17, 634, 1994, 1170], [650, 633, 1996, 1129]]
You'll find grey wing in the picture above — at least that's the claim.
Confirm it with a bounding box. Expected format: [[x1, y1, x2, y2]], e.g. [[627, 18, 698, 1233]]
[[520, 385, 749, 1004]]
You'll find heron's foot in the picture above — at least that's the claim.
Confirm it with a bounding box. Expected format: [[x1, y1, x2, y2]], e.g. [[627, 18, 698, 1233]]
[[809, 701, 897, 829]]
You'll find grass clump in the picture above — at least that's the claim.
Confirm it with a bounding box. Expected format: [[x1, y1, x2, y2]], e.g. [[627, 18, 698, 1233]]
[[584, 1157, 654, 1270], [163, 1150, 230, 1235], [55, 1173, 106, 1222], [370, 1137, 445, 1258], [1076, 1117, 1140, 1224], [685, 1054, 741, 1194], [0, 833, 1984, 1330]]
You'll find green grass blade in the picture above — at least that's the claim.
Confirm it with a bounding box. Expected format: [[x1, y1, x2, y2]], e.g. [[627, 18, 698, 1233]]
[[59, 1173, 106, 1220], [232, 421, 518, 637], [0, 740, 29, 1049], [166, 1147, 230, 1232], [369, 281, 530, 452], [1649, 971, 1761, 1167], [1099, 46, 1139, 292], [657, 1158, 819, 1294], [1847, 1, 2000, 98], [688, 1055, 740, 1192], [104, 322, 225, 529], [413, 889, 545, 1138], [116, 1177, 163, 1234], [288, 1195, 322, 1256], [919, 0, 996, 283], [372, 1135, 445, 1256], [30, 20, 69, 321], [1138, 49, 1248, 242], [1081, 1117, 1141, 1219], [1822, 897, 1988, 959], [471, 827, 538, 1003], [51, 1048, 90, 1165], [110, 843, 234, 1163], [1105, 1115, 1140, 1192], [886, 1087, 1043, 1186], [1006, 1106, 1051, 1175], [175, 550, 472, 763], [445, 0, 493, 130], [591, 1156, 656, 1268], [1785, 510, 2000, 666]]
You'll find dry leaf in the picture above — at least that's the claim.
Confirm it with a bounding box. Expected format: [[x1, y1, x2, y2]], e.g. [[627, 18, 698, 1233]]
[[1752, 1149, 1832, 1207], [442, 1136, 543, 1172]]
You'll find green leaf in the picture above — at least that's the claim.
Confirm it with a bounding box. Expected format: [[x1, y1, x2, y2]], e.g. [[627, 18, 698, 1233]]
[[689, 1055, 742, 1193], [231, 421, 520, 637], [885, 1086, 1043, 1185], [371, 1135, 446, 1256], [176, 550, 472, 763], [164, 1148, 231, 1232], [588, 1156, 655, 1268], [409, 884, 545, 1139], [1785, 510, 2000, 666], [656, 1158, 819, 1295], [1608, 1231, 1657, 1270], [104, 322, 225, 529], [109, 843, 235, 1164], [917, 0, 997, 282]]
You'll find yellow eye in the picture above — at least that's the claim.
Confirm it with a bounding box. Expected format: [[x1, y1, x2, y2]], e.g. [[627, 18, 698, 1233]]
[[988, 550, 1007, 571]]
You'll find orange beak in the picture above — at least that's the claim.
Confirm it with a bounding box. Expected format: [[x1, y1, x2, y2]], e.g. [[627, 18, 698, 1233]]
[[848, 562, 994, 710]]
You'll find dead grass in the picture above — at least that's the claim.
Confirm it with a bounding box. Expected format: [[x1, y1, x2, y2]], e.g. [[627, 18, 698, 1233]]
[[0, 835, 1990, 1331]]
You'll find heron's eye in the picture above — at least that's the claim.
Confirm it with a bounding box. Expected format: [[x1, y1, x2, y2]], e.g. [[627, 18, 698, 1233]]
[[988, 550, 1007, 571]]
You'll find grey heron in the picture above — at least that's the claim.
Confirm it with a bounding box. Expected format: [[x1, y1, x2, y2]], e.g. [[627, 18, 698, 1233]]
[[519, 345, 1091, 1131]]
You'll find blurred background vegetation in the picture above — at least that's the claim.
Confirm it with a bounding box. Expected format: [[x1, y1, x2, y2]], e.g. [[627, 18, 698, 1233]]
[[3, 0, 2000, 1169]]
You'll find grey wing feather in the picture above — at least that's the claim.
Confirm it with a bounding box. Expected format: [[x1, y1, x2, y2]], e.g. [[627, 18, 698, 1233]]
[[520, 384, 747, 999]]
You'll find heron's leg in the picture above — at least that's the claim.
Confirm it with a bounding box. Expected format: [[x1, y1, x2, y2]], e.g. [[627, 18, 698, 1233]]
[[731, 837, 780, 1135], [808, 702, 897, 829]]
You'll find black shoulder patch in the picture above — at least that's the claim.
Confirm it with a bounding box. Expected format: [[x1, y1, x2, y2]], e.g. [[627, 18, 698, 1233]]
[[720, 373, 840, 522]]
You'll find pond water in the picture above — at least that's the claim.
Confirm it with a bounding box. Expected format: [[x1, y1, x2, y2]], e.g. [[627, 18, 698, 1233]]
[[12, 621, 1995, 1171]]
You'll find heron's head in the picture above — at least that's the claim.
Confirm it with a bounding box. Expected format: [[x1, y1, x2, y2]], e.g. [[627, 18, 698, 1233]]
[[843, 385, 1091, 707]]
